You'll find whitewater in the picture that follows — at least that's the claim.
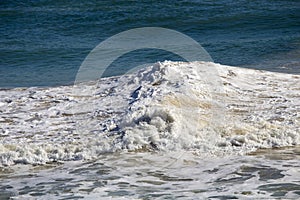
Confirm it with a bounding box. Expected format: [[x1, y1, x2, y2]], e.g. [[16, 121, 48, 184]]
[[0, 61, 299, 199]]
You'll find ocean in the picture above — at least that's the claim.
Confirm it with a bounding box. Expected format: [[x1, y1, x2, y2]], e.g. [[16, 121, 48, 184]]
[[1, 0, 300, 87], [0, 1, 300, 199]]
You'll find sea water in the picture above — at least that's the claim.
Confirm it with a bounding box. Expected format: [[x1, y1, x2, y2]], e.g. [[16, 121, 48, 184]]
[[0, 1, 300, 199], [0, 61, 299, 199], [1, 0, 300, 87]]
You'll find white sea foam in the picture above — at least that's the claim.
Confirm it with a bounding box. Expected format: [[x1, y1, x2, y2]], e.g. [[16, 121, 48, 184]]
[[0, 61, 299, 165]]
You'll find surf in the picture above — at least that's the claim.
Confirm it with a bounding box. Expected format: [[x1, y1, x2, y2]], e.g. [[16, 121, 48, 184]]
[[0, 61, 299, 166]]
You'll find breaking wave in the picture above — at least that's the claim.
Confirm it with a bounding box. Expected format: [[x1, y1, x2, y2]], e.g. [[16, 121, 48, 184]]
[[0, 61, 299, 165]]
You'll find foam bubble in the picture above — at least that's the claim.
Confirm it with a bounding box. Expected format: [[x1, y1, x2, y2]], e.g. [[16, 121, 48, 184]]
[[0, 61, 299, 165]]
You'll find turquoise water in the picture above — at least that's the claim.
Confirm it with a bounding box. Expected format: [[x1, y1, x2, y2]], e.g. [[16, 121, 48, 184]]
[[1, 0, 300, 87]]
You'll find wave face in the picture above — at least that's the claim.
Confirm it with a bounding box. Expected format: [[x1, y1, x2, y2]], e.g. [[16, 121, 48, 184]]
[[0, 61, 299, 165]]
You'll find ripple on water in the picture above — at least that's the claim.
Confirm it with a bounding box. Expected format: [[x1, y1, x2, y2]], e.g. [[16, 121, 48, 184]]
[[0, 147, 299, 199]]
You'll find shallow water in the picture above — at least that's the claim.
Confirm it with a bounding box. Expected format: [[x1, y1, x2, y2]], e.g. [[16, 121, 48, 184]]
[[1, 62, 299, 166], [0, 61, 299, 199], [0, 146, 299, 199], [1, 1, 299, 198]]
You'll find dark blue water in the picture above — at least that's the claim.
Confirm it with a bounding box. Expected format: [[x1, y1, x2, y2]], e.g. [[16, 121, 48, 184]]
[[1, 0, 300, 87]]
